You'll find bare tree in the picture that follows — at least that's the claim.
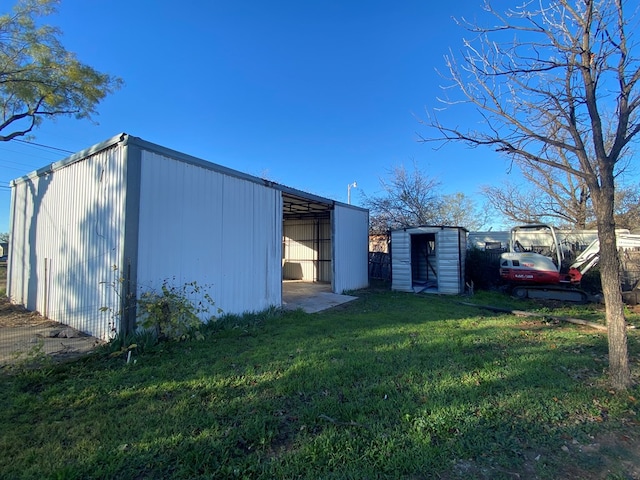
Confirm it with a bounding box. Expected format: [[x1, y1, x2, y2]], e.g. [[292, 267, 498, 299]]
[[438, 192, 489, 230], [423, 0, 640, 389], [363, 162, 487, 232], [614, 184, 640, 231], [364, 163, 442, 232], [483, 174, 639, 230], [481, 157, 593, 228]]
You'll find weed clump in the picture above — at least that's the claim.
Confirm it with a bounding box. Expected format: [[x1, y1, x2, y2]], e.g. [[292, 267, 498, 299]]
[[137, 280, 219, 343]]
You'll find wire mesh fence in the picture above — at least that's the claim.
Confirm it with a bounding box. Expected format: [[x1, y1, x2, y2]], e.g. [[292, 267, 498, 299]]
[[0, 264, 103, 369]]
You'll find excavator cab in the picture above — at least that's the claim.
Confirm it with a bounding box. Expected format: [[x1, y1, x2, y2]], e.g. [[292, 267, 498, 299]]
[[500, 224, 588, 302]]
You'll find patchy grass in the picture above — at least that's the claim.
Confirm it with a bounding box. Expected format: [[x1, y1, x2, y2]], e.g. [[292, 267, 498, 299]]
[[0, 263, 6, 295], [0, 288, 639, 479]]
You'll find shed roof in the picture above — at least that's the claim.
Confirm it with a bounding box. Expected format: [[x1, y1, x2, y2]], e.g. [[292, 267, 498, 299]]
[[391, 225, 469, 233]]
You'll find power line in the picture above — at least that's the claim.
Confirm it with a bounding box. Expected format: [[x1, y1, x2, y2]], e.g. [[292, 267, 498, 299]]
[[13, 138, 75, 154], [0, 158, 44, 170]]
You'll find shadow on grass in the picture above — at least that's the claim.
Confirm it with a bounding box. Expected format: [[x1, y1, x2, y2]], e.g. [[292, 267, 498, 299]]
[[1, 289, 637, 479]]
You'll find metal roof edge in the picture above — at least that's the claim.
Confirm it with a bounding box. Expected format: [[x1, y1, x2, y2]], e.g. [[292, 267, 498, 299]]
[[333, 200, 368, 213], [391, 225, 469, 233], [125, 134, 268, 186], [10, 133, 368, 213], [125, 135, 370, 211], [10, 133, 128, 186]]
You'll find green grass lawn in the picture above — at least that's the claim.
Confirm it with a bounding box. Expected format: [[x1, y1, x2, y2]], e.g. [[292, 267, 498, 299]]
[[1, 287, 639, 479]]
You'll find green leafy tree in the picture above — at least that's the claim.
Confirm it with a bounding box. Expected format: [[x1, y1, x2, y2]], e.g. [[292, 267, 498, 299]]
[[0, 0, 122, 141], [423, 0, 639, 389]]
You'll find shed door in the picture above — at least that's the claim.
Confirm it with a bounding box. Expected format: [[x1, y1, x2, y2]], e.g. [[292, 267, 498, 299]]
[[411, 233, 437, 288]]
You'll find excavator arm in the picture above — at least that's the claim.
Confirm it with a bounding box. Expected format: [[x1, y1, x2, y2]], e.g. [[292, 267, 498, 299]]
[[567, 234, 640, 284]]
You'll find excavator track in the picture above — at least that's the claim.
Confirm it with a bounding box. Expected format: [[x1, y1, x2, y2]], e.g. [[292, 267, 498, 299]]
[[511, 285, 589, 303]]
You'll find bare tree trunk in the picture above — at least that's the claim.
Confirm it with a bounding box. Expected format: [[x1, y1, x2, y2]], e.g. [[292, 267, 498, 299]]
[[594, 189, 631, 390], [422, 0, 639, 389], [576, 187, 589, 230]]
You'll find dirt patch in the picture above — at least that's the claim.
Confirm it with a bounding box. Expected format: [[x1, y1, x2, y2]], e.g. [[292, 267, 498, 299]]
[[0, 296, 104, 368], [443, 428, 640, 479], [551, 429, 640, 479], [0, 297, 53, 328]]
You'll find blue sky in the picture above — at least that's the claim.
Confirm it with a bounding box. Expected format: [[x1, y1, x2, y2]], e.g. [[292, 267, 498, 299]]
[[0, 0, 521, 233]]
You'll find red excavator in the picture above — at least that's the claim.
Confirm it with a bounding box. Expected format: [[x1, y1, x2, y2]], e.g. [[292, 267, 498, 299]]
[[499, 224, 640, 302]]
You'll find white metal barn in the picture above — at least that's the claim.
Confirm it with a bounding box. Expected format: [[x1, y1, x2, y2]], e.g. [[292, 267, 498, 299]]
[[391, 226, 467, 294], [7, 134, 369, 340]]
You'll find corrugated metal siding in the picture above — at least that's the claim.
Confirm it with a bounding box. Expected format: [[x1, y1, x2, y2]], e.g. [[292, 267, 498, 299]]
[[436, 229, 464, 294], [8, 145, 127, 339], [283, 219, 331, 282], [391, 230, 412, 292], [332, 204, 369, 293], [135, 150, 282, 317], [459, 228, 467, 293]]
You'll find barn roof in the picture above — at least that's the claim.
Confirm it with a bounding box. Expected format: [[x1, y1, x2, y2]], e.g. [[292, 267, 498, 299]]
[[11, 133, 366, 220]]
